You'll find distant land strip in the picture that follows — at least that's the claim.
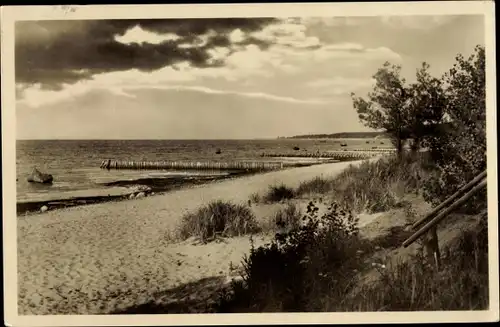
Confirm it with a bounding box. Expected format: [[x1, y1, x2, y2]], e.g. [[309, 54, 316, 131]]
[[281, 132, 391, 139]]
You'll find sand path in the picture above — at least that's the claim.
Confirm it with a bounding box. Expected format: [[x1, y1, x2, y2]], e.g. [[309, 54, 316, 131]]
[[17, 160, 369, 315]]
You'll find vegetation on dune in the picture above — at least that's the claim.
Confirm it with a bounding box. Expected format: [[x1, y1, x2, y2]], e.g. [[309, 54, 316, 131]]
[[248, 192, 261, 204], [261, 203, 302, 234], [295, 154, 431, 213], [215, 196, 488, 312], [297, 45, 487, 215], [213, 45, 488, 312], [216, 200, 361, 312], [296, 176, 335, 196], [176, 200, 260, 243], [262, 184, 296, 203], [342, 213, 488, 311], [162, 45, 487, 313]]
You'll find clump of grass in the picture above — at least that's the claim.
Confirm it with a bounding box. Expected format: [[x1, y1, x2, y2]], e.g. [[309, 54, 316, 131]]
[[177, 200, 260, 243], [249, 192, 261, 204], [296, 176, 335, 197], [262, 184, 295, 203], [262, 203, 302, 234]]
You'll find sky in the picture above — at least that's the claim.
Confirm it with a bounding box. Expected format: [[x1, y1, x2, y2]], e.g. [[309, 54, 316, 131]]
[[15, 15, 485, 140]]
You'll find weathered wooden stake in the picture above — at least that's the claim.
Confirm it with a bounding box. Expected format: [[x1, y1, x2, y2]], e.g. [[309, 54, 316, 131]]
[[424, 226, 441, 270]]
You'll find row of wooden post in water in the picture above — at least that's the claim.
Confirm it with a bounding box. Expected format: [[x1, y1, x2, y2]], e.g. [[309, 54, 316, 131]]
[[100, 159, 285, 171], [100, 149, 394, 171]]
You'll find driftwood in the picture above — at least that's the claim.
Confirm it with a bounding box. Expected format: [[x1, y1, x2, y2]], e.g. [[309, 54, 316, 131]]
[[27, 167, 53, 184]]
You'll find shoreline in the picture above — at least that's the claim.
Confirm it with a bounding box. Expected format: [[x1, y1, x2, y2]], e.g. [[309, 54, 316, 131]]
[[16, 159, 344, 216], [17, 159, 371, 315], [16, 171, 252, 216]]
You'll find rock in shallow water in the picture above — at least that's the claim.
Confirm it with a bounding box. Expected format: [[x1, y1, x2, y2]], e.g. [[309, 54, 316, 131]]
[[135, 192, 146, 199], [27, 167, 53, 184], [40, 205, 49, 213], [134, 185, 152, 193]]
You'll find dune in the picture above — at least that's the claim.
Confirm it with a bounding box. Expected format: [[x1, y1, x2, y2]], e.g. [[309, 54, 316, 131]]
[[17, 159, 375, 315]]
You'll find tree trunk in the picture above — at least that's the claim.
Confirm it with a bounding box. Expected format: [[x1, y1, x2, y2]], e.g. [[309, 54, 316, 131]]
[[396, 135, 403, 160], [410, 137, 421, 155]]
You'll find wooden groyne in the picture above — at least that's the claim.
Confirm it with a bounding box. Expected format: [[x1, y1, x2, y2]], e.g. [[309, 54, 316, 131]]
[[100, 159, 285, 171]]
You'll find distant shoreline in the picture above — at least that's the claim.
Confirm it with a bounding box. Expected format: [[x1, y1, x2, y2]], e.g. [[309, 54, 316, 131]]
[[281, 132, 390, 139]]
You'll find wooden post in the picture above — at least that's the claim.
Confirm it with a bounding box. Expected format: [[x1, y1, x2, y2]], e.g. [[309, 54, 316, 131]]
[[423, 226, 441, 270]]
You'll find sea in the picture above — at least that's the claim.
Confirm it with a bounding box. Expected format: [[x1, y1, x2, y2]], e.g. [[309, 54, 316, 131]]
[[16, 139, 370, 203]]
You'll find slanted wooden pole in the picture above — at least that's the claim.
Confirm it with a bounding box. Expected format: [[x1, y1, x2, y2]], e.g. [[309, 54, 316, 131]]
[[403, 178, 487, 248], [412, 170, 487, 229]]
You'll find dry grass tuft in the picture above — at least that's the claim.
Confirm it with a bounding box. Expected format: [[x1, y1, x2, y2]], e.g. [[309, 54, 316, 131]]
[[262, 184, 295, 203], [176, 200, 260, 243]]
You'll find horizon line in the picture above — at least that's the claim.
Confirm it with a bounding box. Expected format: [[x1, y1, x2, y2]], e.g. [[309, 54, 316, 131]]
[[15, 134, 379, 142]]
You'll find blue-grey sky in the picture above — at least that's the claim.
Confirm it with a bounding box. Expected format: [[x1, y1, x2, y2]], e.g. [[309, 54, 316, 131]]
[[15, 15, 484, 139]]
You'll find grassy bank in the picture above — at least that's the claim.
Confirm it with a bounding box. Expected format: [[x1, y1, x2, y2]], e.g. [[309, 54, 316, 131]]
[[105, 152, 489, 314], [210, 153, 489, 312], [256, 153, 430, 214]]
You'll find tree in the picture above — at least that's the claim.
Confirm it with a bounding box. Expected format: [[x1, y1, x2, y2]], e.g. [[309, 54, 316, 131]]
[[352, 61, 450, 158], [424, 45, 486, 167], [404, 62, 448, 154], [422, 45, 486, 212], [351, 62, 411, 158]]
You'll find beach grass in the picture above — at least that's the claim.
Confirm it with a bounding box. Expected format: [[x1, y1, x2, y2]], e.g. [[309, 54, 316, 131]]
[[248, 192, 261, 204], [262, 184, 296, 203], [259, 153, 431, 214], [261, 202, 302, 234], [176, 200, 261, 243]]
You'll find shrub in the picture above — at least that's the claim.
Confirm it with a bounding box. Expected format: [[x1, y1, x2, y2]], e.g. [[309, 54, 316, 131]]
[[216, 207, 488, 312], [216, 200, 362, 312], [262, 184, 295, 203], [177, 200, 260, 243]]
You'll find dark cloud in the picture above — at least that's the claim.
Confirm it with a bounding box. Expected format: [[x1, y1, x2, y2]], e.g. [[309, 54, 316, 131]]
[[15, 18, 278, 89]]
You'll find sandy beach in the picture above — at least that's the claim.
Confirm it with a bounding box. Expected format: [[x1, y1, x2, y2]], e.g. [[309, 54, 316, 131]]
[[17, 159, 373, 315]]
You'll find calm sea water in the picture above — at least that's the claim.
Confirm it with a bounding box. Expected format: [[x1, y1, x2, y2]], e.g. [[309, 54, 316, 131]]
[[16, 139, 365, 202]]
